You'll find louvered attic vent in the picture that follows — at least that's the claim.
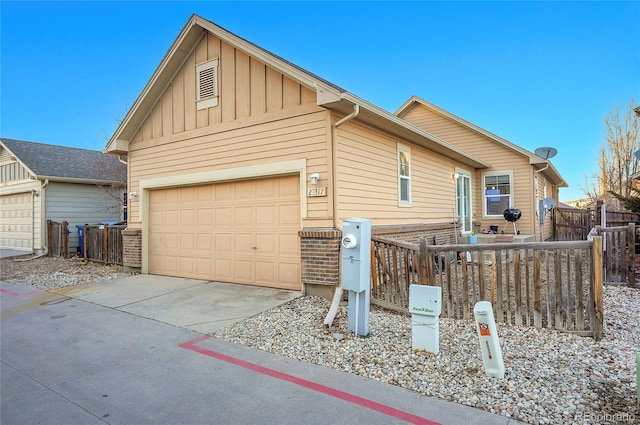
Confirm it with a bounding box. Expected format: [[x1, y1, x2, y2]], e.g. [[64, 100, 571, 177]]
[[196, 58, 219, 110]]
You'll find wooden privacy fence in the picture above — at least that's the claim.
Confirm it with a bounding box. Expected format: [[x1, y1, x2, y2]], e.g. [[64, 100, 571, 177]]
[[553, 207, 594, 241], [83, 224, 126, 265], [594, 223, 636, 287], [47, 220, 69, 258], [371, 236, 604, 340]]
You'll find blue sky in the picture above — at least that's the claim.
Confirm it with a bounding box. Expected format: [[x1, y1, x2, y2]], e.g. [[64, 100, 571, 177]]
[[1, 1, 639, 202]]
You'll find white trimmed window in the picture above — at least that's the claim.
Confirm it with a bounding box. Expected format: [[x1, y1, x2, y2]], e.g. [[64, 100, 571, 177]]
[[196, 58, 219, 110], [483, 172, 512, 217], [398, 144, 411, 205]]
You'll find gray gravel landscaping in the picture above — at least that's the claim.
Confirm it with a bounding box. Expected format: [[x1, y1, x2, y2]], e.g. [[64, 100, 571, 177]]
[[212, 286, 639, 425]]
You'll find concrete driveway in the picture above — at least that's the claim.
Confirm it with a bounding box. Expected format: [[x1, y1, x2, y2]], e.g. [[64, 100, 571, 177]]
[[51, 274, 302, 333]]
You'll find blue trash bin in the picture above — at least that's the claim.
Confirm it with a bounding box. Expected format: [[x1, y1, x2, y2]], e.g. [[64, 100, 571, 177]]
[[76, 225, 85, 255]]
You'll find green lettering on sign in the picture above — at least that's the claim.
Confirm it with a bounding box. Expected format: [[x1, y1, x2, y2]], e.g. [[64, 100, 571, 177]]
[[411, 306, 434, 313]]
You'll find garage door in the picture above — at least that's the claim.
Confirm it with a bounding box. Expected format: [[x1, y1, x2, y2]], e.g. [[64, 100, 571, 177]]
[[0, 193, 33, 251], [148, 175, 301, 290]]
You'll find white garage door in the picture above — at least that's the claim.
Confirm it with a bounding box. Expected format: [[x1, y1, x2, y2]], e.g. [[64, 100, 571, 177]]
[[148, 175, 301, 290], [0, 193, 32, 251]]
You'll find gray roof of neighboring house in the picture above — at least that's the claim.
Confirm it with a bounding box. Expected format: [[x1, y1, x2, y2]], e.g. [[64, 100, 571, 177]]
[[1, 138, 126, 183]]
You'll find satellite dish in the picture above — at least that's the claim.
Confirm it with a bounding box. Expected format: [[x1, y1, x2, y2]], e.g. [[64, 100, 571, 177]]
[[634, 150, 640, 161], [542, 197, 556, 210], [534, 147, 558, 160]]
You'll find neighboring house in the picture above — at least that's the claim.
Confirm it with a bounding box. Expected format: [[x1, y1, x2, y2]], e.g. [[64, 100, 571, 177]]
[[0, 138, 127, 255], [105, 14, 565, 296], [396, 97, 567, 241]]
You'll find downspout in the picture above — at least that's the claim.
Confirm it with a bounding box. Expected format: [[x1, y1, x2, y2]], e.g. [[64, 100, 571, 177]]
[[326, 103, 360, 322], [333, 104, 360, 128], [117, 154, 127, 165], [41, 179, 49, 255], [534, 164, 549, 242]]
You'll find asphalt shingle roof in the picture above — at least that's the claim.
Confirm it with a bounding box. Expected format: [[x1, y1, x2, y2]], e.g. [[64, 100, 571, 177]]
[[1, 138, 126, 182]]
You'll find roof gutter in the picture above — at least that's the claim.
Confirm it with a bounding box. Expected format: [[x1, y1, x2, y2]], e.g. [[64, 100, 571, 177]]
[[334, 104, 360, 128], [36, 176, 126, 186]]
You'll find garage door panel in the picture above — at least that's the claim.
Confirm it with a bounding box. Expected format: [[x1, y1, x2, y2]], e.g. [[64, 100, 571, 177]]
[[279, 204, 300, 225], [279, 263, 301, 289], [149, 175, 300, 290], [234, 260, 254, 281], [196, 258, 213, 276], [215, 233, 233, 252], [164, 233, 179, 251], [197, 234, 213, 251], [234, 233, 253, 254], [256, 205, 276, 226], [1, 193, 33, 250], [255, 234, 275, 253], [234, 207, 253, 226], [214, 259, 231, 279], [279, 234, 299, 256], [215, 207, 233, 226], [197, 208, 213, 226], [180, 233, 195, 250], [164, 256, 178, 274], [165, 210, 179, 226], [234, 181, 253, 200], [255, 261, 275, 284]]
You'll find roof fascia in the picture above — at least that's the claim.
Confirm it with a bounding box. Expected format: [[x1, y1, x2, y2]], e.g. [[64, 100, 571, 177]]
[[397, 96, 567, 186], [106, 15, 205, 154], [105, 15, 342, 154], [322, 94, 490, 169]]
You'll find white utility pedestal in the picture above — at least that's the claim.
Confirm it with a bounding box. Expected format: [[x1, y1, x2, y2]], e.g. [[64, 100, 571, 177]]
[[409, 285, 442, 354], [341, 218, 371, 337], [473, 301, 505, 379]]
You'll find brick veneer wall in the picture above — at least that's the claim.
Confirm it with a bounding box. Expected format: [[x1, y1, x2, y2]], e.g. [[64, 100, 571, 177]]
[[122, 227, 142, 272], [298, 228, 342, 296]]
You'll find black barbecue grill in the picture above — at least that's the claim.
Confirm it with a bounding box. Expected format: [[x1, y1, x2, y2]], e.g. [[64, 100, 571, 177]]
[[502, 208, 521, 234]]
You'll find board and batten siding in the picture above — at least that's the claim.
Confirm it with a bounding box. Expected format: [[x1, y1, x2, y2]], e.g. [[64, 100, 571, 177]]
[[45, 182, 124, 252], [401, 106, 537, 236], [132, 33, 317, 145], [334, 120, 461, 225]]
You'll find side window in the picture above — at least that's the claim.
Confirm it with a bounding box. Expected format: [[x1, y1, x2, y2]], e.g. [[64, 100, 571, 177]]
[[483, 173, 512, 216], [196, 58, 219, 110], [398, 144, 411, 205]]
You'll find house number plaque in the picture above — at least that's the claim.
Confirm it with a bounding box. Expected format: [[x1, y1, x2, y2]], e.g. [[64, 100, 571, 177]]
[[307, 187, 327, 197]]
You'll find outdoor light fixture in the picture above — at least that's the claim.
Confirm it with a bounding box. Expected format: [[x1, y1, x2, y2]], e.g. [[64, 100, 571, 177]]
[[129, 191, 137, 199], [309, 173, 320, 185]]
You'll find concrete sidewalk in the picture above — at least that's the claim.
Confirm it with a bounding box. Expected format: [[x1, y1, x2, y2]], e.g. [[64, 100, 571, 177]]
[[1, 277, 525, 425]]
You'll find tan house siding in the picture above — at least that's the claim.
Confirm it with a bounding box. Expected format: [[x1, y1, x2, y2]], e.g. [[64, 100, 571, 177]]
[[401, 105, 539, 237], [334, 120, 461, 225], [127, 108, 331, 227]]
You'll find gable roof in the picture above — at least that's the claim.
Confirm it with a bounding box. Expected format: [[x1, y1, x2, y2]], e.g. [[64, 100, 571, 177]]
[[105, 14, 489, 170], [395, 96, 568, 187], [1, 138, 126, 184]]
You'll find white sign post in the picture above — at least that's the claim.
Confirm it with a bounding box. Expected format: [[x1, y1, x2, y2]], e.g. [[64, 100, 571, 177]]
[[409, 285, 442, 355], [473, 301, 505, 379]]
